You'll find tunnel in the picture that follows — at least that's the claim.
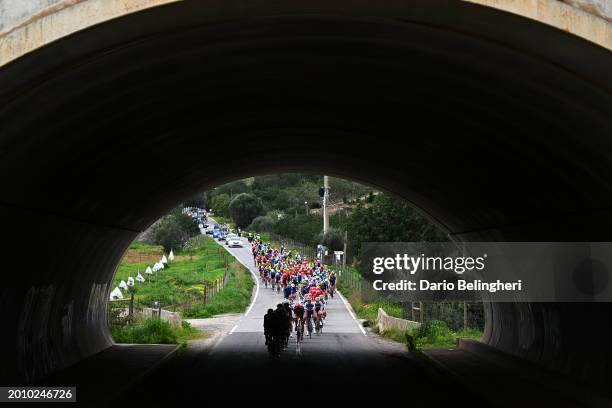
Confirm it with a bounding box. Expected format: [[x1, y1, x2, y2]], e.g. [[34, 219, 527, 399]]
[[0, 0, 611, 393]]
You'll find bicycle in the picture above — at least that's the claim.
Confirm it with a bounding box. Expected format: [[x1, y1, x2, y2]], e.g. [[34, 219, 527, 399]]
[[295, 318, 304, 343], [315, 315, 324, 335], [306, 316, 313, 339], [268, 335, 281, 358]]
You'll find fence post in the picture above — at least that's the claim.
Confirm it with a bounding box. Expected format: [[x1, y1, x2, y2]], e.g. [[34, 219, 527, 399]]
[[419, 302, 424, 323], [128, 293, 134, 325], [204, 285, 208, 304], [158, 302, 162, 320], [464, 302, 468, 331]]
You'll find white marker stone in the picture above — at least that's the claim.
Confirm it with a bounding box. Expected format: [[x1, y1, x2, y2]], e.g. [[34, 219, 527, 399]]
[[119, 280, 128, 291], [110, 287, 124, 300]]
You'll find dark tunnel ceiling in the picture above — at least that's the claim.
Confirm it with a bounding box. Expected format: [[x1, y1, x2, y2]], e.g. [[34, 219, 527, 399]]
[[0, 0, 610, 238]]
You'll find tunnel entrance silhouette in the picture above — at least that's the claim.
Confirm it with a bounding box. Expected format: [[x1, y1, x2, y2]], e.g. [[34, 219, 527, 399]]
[[0, 0, 611, 391]]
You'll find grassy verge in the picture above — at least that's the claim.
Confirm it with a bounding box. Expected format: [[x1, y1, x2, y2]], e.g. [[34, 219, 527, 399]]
[[181, 260, 254, 318], [110, 235, 256, 345], [112, 236, 254, 317], [256, 231, 271, 242], [335, 266, 402, 322], [113, 238, 230, 310], [373, 323, 482, 349], [336, 266, 482, 349], [111, 318, 207, 346]]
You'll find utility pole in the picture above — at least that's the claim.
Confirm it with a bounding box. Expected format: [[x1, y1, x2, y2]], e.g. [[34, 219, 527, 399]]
[[342, 230, 347, 270], [323, 175, 330, 233]]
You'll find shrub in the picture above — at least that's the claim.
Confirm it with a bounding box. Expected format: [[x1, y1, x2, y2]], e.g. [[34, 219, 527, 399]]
[[111, 318, 178, 344], [153, 214, 200, 252], [247, 215, 275, 232], [418, 320, 453, 344], [228, 193, 264, 229], [317, 228, 344, 251], [211, 194, 231, 217], [272, 214, 322, 247]]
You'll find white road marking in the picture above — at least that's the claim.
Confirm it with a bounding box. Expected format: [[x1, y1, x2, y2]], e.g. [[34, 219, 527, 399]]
[[336, 290, 367, 336], [229, 242, 260, 318], [209, 218, 261, 321], [211, 217, 361, 336]]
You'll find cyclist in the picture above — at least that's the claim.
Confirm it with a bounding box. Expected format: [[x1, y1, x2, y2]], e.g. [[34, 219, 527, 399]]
[[293, 301, 305, 340], [329, 271, 337, 298], [274, 270, 282, 292], [263, 308, 277, 356], [315, 296, 326, 320], [283, 283, 291, 300], [289, 283, 297, 301]]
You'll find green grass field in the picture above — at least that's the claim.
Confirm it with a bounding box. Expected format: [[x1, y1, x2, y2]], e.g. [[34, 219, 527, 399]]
[[112, 236, 253, 318]]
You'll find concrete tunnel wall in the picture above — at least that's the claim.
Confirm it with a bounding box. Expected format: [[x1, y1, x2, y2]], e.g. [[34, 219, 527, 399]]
[[0, 0, 611, 387]]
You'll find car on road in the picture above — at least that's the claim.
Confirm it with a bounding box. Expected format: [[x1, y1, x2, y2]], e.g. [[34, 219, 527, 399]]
[[205, 226, 214, 234], [227, 236, 243, 247]]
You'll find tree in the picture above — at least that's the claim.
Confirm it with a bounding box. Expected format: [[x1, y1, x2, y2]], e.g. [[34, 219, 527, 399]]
[[247, 215, 276, 232], [228, 193, 264, 229], [211, 193, 231, 217], [344, 194, 447, 259], [272, 214, 323, 247], [214, 180, 250, 199], [318, 229, 345, 251], [183, 194, 205, 208], [153, 214, 200, 252]]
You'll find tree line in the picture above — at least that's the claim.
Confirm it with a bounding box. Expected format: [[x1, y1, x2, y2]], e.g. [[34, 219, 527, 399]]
[[184, 174, 447, 262]]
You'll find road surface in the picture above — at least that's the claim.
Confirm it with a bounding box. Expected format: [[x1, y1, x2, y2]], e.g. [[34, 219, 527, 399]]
[[118, 233, 484, 405]]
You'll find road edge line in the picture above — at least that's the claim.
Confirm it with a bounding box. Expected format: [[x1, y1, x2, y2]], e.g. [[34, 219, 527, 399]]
[[336, 290, 367, 336], [231, 246, 259, 318], [209, 218, 260, 328]]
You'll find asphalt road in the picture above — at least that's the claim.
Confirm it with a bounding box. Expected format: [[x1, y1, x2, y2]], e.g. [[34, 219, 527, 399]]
[[224, 235, 365, 336], [118, 232, 485, 404]]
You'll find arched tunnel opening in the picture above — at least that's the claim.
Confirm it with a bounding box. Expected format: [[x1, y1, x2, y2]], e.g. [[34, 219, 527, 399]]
[[0, 0, 611, 404]]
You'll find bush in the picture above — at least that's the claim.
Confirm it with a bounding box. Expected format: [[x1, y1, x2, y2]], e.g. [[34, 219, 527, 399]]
[[228, 193, 264, 229], [111, 318, 178, 344], [211, 194, 231, 217], [317, 228, 344, 251], [417, 320, 453, 344], [272, 214, 322, 246], [111, 318, 203, 344], [247, 215, 276, 233], [153, 214, 200, 252]]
